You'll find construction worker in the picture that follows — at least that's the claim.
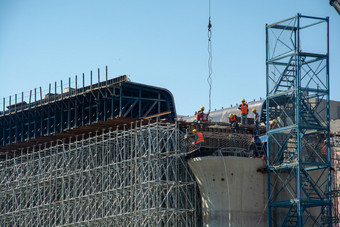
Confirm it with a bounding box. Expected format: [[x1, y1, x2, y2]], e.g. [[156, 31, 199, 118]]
[[195, 106, 205, 122], [229, 113, 238, 128], [238, 99, 248, 125], [269, 119, 277, 130], [253, 108, 259, 135], [193, 129, 204, 156], [321, 139, 328, 156]]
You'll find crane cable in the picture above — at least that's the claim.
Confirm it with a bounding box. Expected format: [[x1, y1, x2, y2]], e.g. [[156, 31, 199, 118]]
[[207, 0, 213, 113]]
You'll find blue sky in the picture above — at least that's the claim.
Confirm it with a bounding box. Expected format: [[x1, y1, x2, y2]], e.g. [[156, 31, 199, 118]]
[[0, 1, 339, 116]]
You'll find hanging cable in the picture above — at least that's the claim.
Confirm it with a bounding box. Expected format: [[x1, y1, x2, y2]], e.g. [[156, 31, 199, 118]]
[[207, 0, 213, 113]]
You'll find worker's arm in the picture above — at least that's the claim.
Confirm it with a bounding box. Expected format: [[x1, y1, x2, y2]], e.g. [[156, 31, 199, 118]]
[[194, 134, 198, 143]]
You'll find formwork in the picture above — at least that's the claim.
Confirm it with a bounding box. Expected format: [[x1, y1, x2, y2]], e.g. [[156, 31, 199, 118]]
[[0, 121, 199, 226]]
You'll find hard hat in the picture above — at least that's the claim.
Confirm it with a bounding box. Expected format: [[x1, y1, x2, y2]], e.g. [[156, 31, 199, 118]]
[[233, 114, 236, 116], [201, 106, 205, 110], [241, 99, 245, 102], [252, 108, 256, 112], [273, 119, 277, 123], [229, 114, 233, 118], [324, 139, 327, 143], [192, 129, 197, 134]]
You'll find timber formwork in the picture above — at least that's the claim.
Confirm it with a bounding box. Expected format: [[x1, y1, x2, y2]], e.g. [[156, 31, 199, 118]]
[[0, 68, 176, 148], [183, 122, 266, 158], [266, 14, 332, 226], [0, 121, 199, 226]]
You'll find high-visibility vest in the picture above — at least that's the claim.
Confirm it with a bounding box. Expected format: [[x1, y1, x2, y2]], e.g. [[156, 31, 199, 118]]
[[196, 111, 204, 121], [196, 132, 204, 144], [270, 122, 277, 130], [241, 103, 248, 114], [321, 145, 327, 155], [229, 115, 236, 122]]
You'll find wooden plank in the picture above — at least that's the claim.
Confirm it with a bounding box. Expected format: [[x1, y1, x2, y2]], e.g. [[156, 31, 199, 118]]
[[142, 110, 171, 120]]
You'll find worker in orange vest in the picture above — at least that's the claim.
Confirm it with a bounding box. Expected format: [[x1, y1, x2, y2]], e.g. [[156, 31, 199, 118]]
[[238, 99, 248, 125], [269, 119, 277, 130], [228, 113, 238, 128], [321, 139, 328, 156], [193, 129, 204, 156]]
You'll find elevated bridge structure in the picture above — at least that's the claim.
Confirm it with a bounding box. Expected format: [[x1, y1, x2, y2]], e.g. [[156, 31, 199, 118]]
[[0, 72, 197, 226], [0, 70, 176, 150]]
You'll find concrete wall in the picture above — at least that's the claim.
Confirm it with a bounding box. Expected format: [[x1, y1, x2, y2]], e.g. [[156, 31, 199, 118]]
[[331, 119, 340, 133], [311, 99, 340, 121], [188, 156, 267, 227]]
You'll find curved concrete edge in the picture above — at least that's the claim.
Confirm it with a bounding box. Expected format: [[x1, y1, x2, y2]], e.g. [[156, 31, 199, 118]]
[[188, 156, 268, 227]]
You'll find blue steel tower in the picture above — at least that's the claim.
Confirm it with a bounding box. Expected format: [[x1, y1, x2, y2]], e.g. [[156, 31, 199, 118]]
[[266, 14, 331, 226]]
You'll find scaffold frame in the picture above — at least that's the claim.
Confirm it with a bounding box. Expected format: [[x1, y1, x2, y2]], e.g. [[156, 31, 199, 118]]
[[0, 121, 199, 226], [266, 14, 332, 226]]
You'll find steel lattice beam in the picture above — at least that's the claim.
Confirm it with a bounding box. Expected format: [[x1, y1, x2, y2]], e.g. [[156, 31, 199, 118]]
[[0, 71, 176, 148]]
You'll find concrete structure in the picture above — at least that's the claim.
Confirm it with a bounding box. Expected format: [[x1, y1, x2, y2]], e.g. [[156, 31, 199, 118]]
[[331, 119, 340, 133], [188, 156, 267, 227], [331, 119, 340, 225], [185, 124, 340, 227], [184, 100, 266, 124], [1, 66, 339, 226], [185, 99, 340, 125]]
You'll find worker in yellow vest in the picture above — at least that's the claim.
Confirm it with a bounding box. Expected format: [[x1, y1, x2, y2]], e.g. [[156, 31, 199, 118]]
[[193, 129, 204, 156], [238, 99, 248, 125]]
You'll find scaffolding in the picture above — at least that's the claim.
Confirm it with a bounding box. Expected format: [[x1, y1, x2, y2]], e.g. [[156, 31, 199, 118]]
[[0, 121, 199, 226], [187, 122, 260, 157], [266, 14, 331, 226]]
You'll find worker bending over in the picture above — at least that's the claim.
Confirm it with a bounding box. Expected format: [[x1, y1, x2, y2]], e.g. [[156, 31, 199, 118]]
[[238, 99, 248, 125], [229, 113, 238, 128], [193, 129, 204, 156], [252, 108, 259, 135]]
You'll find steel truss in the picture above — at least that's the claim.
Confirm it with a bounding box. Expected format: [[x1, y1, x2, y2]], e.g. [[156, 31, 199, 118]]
[[0, 68, 176, 147], [266, 14, 332, 226], [0, 121, 199, 226]]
